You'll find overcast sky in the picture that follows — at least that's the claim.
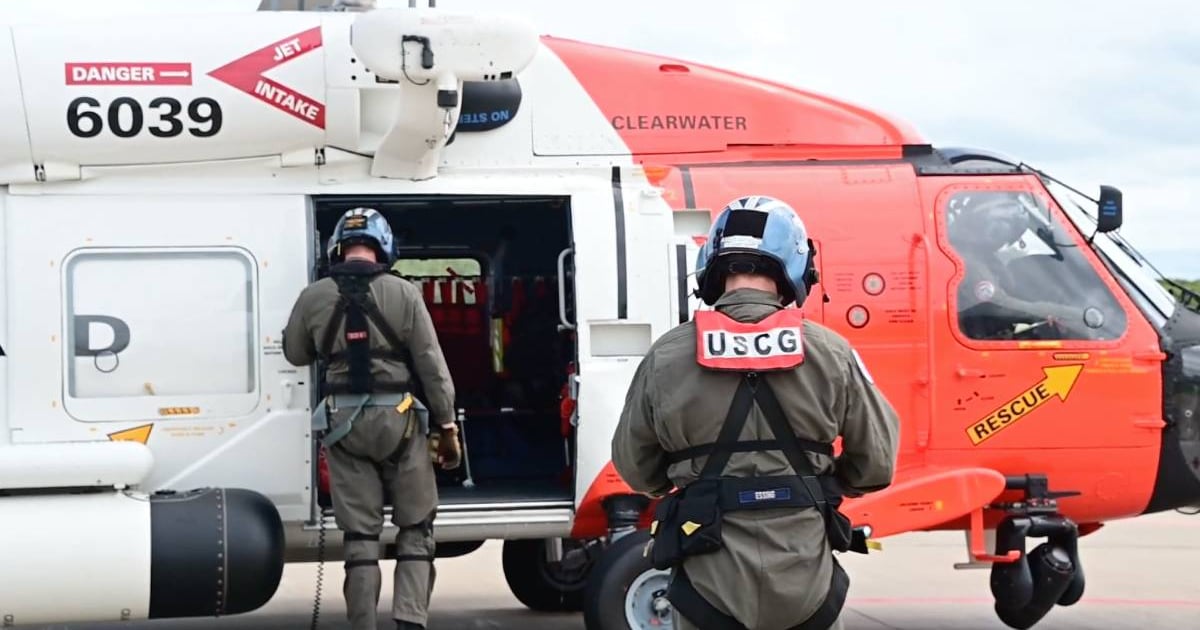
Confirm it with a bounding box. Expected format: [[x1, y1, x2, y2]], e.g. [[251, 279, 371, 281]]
[[9, 0, 1197, 276], [401, 0, 1200, 277]]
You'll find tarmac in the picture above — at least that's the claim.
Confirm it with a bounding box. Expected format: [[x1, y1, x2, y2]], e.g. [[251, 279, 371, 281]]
[[26, 509, 1200, 630]]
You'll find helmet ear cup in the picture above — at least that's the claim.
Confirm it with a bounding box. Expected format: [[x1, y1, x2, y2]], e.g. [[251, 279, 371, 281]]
[[694, 196, 816, 307], [696, 260, 726, 306], [804, 238, 819, 290]]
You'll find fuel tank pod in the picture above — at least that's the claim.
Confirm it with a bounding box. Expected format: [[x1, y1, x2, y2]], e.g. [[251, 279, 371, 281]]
[[0, 488, 284, 626]]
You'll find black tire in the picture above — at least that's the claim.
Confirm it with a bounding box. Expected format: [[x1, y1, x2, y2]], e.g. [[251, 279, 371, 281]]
[[502, 538, 590, 612], [583, 529, 675, 630], [434, 539, 484, 559]]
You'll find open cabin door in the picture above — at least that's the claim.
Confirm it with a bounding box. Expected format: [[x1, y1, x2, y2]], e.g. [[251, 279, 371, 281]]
[[569, 167, 675, 512], [5, 194, 314, 522]]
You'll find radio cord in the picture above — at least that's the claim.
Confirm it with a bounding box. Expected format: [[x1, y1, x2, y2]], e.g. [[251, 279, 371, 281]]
[[310, 515, 327, 630]]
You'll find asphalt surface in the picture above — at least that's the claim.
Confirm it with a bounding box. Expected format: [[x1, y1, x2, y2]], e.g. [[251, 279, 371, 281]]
[[22, 510, 1200, 630]]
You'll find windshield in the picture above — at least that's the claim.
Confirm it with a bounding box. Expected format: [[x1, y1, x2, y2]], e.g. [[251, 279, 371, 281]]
[[1040, 177, 1178, 326]]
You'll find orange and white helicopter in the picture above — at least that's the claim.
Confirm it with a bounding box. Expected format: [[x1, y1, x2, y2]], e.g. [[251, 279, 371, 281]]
[[0, 2, 1196, 629]]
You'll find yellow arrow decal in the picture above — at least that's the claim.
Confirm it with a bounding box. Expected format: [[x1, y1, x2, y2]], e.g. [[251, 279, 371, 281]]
[[966, 365, 1083, 445], [107, 423, 153, 445]]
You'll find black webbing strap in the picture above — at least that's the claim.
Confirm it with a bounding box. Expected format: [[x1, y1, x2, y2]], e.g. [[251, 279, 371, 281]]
[[316, 266, 426, 402], [317, 294, 347, 362], [696, 377, 758, 480], [344, 559, 379, 570], [361, 282, 428, 405], [749, 373, 830, 514], [343, 278, 373, 393], [663, 371, 848, 629], [343, 531, 380, 542], [318, 273, 375, 394], [668, 556, 850, 630]]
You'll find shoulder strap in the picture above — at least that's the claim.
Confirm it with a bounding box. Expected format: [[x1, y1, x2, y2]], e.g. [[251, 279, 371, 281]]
[[358, 279, 428, 405], [668, 370, 834, 468], [318, 293, 349, 360], [318, 274, 411, 360], [358, 294, 406, 352], [317, 271, 417, 395], [749, 373, 829, 513], [697, 376, 757, 480]]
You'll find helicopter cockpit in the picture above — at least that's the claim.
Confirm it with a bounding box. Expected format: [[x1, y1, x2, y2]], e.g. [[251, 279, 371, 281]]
[[945, 189, 1129, 342]]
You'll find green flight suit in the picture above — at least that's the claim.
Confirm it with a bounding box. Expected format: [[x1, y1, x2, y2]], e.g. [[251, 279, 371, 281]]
[[612, 288, 900, 630], [284, 266, 456, 630]]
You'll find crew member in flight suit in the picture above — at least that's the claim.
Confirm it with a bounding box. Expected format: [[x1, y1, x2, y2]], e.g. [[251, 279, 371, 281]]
[[283, 207, 461, 630], [612, 195, 900, 630], [947, 192, 1096, 340]]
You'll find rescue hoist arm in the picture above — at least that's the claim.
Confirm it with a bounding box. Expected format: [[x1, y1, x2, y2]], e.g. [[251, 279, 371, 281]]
[[348, 8, 538, 180]]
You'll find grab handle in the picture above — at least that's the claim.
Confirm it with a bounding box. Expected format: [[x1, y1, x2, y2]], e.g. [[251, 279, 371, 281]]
[[557, 247, 575, 331]]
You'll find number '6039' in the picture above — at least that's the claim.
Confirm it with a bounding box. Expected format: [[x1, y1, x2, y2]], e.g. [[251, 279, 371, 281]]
[[66, 96, 223, 139]]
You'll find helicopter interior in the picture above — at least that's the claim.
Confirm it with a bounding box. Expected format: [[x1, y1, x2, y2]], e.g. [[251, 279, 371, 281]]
[[310, 194, 577, 509]]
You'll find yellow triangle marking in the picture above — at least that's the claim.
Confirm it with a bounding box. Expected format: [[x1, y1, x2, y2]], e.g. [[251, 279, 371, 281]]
[[108, 423, 153, 445], [681, 521, 701, 536]]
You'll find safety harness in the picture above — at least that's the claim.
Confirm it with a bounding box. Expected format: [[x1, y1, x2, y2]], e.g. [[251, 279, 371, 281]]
[[652, 370, 854, 630], [313, 261, 427, 447]]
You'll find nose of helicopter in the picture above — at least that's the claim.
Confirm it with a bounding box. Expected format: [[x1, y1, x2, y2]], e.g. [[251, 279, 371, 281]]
[[1144, 343, 1200, 513]]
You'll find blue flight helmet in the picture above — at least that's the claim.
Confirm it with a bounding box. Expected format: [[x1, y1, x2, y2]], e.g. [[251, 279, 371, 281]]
[[327, 207, 397, 265], [695, 195, 819, 307]]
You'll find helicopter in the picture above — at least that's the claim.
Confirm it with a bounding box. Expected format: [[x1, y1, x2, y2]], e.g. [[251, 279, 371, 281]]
[[0, 2, 1197, 629]]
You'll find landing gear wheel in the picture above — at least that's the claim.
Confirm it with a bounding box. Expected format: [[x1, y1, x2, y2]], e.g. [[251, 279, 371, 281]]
[[583, 529, 674, 630], [502, 538, 593, 612]]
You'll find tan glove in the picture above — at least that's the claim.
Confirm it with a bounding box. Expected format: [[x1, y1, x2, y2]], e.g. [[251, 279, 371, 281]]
[[431, 423, 462, 470]]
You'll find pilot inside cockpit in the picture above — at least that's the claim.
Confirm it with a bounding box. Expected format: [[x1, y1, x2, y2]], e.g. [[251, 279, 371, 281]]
[[946, 191, 1102, 341]]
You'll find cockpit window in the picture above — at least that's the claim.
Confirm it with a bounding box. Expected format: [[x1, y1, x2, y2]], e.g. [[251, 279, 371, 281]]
[[943, 189, 1128, 342], [1044, 178, 1178, 325]]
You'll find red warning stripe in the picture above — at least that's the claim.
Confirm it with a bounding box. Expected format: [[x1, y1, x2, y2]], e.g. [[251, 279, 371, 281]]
[[207, 27, 325, 129]]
